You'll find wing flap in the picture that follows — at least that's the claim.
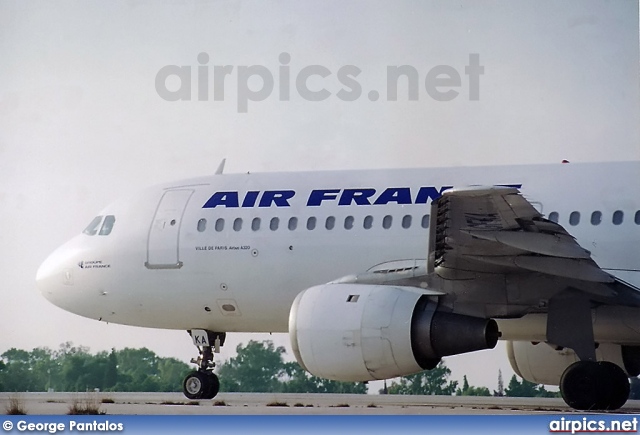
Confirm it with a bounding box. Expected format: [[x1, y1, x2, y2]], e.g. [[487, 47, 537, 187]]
[[432, 187, 607, 280], [461, 230, 592, 259], [463, 254, 613, 283], [428, 185, 639, 309]]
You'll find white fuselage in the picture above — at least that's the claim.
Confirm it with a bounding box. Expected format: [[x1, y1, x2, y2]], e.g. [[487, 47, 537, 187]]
[[36, 162, 640, 341]]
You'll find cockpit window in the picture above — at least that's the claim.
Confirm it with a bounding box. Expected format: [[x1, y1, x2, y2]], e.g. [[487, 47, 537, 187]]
[[83, 216, 103, 236], [99, 215, 116, 236]]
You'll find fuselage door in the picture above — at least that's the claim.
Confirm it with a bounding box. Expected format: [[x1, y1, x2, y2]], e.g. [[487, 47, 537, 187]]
[[146, 189, 194, 269]]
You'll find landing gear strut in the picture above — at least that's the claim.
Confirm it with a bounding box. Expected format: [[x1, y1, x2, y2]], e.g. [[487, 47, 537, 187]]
[[560, 360, 630, 410], [183, 330, 225, 400]]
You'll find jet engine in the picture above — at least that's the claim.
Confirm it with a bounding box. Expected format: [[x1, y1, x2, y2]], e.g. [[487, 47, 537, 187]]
[[288, 283, 499, 381], [507, 340, 640, 386]]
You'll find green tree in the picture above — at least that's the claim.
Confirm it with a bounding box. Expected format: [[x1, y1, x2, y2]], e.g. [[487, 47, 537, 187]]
[[1, 341, 369, 393], [217, 340, 287, 392], [0, 348, 63, 392], [61, 349, 110, 391], [115, 348, 159, 379], [54, 342, 91, 391], [1, 349, 36, 392], [0, 343, 191, 393], [282, 362, 367, 394], [456, 375, 491, 396], [29, 347, 58, 391], [157, 357, 191, 392], [385, 361, 458, 395], [0, 348, 56, 391], [504, 375, 557, 398], [0, 360, 5, 390], [55, 342, 90, 359], [113, 348, 161, 391], [103, 349, 118, 389]]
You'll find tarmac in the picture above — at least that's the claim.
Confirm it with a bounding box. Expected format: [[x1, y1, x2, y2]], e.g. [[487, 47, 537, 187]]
[[2, 392, 640, 415]]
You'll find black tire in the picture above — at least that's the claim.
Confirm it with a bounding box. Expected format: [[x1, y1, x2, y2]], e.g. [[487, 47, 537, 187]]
[[597, 361, 630, 410], [560, 361, 630, 410], [203, 373, 220, 399], [183, 371, 209, 400], [560, 361, 600, 410]]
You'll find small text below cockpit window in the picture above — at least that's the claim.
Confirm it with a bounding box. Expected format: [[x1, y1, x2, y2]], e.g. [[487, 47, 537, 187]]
[[83, 216, 103, 236]]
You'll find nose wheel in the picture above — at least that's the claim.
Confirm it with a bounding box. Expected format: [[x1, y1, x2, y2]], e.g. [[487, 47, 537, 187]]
[[183, 330, 225, 400], [183, 370, 220, 400]]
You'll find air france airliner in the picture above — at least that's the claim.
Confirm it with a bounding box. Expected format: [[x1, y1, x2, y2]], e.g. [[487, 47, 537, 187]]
[[36, 161, 640, 410]]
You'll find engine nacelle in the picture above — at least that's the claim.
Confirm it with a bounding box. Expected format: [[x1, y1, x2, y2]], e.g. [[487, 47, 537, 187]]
[[507, 341, 640, 386], [289, 283, 499, 382]]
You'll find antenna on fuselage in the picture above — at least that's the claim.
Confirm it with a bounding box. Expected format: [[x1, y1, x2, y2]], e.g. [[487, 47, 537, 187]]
[[215, 158, 226, 175]]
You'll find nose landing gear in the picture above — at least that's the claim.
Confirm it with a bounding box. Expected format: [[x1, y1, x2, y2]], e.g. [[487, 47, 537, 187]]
[[183, 330, 226, 400], [183, 370, 220, 400]]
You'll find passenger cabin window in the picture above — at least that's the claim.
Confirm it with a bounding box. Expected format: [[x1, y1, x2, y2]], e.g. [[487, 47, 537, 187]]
[[344, 216, 354, 230], [363, 215, 373, 229], [569, 212, 580, 226], [613, 210, 624, 225], [421, 214, 430, 229], [233, 218, 243, 231], [83, 216, 103, 236], [325, 216, 335, 230], [590, 211, 602, 226], [382, 215, 392, 229], [99, 215, 116, 236], [306, 217, 316, 230], [548, 212, 559, 223], [288, 217, 298, 231], [402, 215, 412, 229], [197, 218, 207, 232], [270, 217, 279, 231], [215, 218, 224, 232], [635, 210, 640, 225], [251, 217, 261, 231]]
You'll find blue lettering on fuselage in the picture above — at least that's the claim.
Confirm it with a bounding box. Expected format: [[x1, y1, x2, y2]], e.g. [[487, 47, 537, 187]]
[[203, 191, 240, 208], [203, 190, 296, 208], [309, 186, 454, 206], [373, 187, 413, 205], [338, 189, 377, 206], [259, 190, 295, 207], [202, 185, 522, 208], [242, 191, 260, 207], [307, 189, 341, 206]]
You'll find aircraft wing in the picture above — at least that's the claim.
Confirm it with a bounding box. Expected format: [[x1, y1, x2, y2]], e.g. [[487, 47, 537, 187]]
[[428, 186, 640, 309]]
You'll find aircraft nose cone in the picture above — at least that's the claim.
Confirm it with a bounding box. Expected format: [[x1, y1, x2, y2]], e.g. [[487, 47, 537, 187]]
[[36, 246, 75, 305], [36, 235, 113, 321]]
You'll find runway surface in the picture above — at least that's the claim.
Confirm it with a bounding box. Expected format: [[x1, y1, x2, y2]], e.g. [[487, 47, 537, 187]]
[[2, 392, 640, 415]]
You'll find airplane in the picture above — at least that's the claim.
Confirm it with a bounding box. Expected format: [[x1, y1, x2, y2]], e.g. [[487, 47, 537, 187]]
[[36, 160, 640, 410]]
